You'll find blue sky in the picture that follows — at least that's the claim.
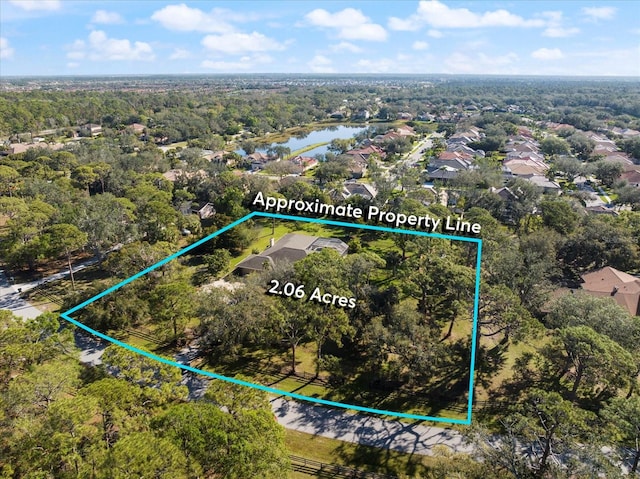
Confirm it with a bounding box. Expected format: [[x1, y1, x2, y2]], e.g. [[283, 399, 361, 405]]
[[1, 0, 638, 76]]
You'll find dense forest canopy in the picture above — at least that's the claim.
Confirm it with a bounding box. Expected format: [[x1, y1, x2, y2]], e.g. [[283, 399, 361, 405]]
[[1, 76, 639, 139]]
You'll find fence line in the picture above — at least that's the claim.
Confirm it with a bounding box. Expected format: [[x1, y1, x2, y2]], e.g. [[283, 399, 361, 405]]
[[289, 455, 398, 479]]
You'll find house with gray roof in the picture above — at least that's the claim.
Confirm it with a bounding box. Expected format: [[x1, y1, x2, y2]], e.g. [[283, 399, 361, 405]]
[[235, 233, 348, 275]]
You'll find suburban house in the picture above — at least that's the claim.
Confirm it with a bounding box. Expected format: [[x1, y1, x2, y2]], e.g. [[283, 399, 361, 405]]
[[81, 123, 102, 136], [1, 142, 65, 156], [430, 151, 474, 171], [290, 155, 318, 171], [506, 150, 545, 162], [248, 152, 275, 171], [345, 145, 386, 163], [191, 202, 216, 220], [580, 267, 640, 316], [128, 123, 146, 134], [621, 167, 640, 188], [585, 205, 620, 216], [201, 150, 229, 163], [235, 234, 348, 275], [503, 158, 549, 177], [178, 201, 216, 220], [162, 168, 207, 182], [427, 166, 461, 182], [610, 127, 640, 138], [524, 175, 562, 194], [341, 181, 378, 201], [491, 186, 519, 202]]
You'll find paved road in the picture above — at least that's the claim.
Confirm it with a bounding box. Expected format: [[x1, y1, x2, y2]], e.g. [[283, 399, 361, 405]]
[[271, 396, 471, 456], [405, 137, 433, 166], [0, 269, 43, 319]]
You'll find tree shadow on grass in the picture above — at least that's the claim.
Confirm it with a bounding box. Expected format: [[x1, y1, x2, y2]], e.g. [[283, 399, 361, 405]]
[[332, 441, 429, 478]]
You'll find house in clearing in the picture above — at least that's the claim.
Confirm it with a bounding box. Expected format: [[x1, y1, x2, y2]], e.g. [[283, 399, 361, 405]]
[[581, 266, 640, 316], [234, 233, 348, 275]]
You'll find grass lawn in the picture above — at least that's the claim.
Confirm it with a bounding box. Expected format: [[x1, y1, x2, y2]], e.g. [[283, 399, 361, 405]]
[[286, 142, 329, 159], [23, 262, 112, 311], [285, 429, 439, 478]]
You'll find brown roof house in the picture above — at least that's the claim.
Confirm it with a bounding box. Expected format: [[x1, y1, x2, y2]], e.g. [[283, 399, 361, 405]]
[[235, 233, 348, 275], [581, 267, 640, 316]]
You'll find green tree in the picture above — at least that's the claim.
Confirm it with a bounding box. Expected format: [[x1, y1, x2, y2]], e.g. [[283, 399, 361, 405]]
[[80, 378, 143, 449], [102, 432, 190, 479], [602, 396, 640, 473], [103, 241, 174, 278], [514, 390, 595, 477], [294, 248, 355, 375], [558, 216, 639, 272], [328, 137, 355, 154], [540, 136, 571, 156], [0, 164, 20, 196], [539, 199, 579, 235], [198, 281, 280, 359], [74, 193, 137, 260], [101, 344, 187, 405], [137, 199, 179, 244], [553, 156, 584, 182], [204, 248, 231, 276], [594, 160, 623, 188], [241, 140, 256, 155], [71, 164, 99, 194], [44, 223, 88, 289], [566, 133, 595, 161], [478, 284, 541, 344], [546, 292, 640, 352], [150, 279, 196, 342], [0, 311, 73, 389], [545, 326, 634, 400]]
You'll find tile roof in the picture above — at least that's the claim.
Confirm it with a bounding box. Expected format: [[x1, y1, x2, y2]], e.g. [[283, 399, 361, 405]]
[[581, 266, 640, 316]]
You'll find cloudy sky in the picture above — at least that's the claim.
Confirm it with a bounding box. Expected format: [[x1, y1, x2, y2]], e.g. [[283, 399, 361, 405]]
[[1, 0, 638, 76]]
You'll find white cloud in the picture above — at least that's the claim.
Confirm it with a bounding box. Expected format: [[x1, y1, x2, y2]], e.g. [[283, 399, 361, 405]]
[[389, 0, 545, 31], [67, 62, 79, 68], [169, 48, 191, 60], [201, 32, 285, 55], [532, 47, 564, 60], [329, 42, 362, 53], [543, 26, 580, 37], [355, 58, 396, 73], [308, 55, 335, 73], [412, 41, 429, 51], [305, 8, 387, 41], [541, 11, 579, 37], [582, 7, 617, 21], [444, 51, 518, 74], [67, 31, 155, 62], [9, 0, 60, 11], [0, 37, 15, 59], [571, 46, 640, 76], [427, 29, 443, 38], [151, 4, 233, 33], [91, 10, 124, 25], [201, 59, 252, 70], [201, 54, 272, 71]]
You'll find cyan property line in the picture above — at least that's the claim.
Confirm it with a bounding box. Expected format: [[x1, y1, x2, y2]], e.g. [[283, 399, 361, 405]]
[[254, 211, 483, 244], [61, 211, 483, 425], [467, 239, 483, 423]]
